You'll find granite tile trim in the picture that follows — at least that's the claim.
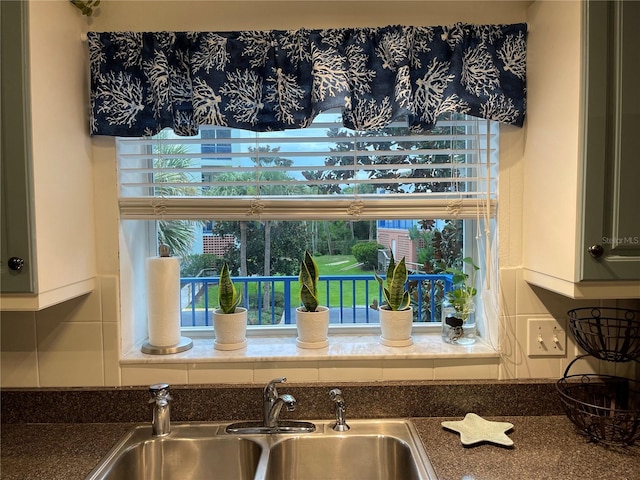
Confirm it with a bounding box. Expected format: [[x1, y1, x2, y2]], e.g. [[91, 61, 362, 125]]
[[1, 380, 565, 424]]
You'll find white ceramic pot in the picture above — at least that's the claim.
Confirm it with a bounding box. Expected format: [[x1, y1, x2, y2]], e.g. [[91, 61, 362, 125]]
[[213, 307, 248, 350], [295, 305, 330, 348], [379, 306, 413, 347]]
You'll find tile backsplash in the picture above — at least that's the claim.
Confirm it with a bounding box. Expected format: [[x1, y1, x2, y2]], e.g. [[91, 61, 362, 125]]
[[2, 270, 635, 388]]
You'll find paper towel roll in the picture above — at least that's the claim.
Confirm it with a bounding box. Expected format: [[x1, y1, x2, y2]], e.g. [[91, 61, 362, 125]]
[[146, 256, 181, 347]]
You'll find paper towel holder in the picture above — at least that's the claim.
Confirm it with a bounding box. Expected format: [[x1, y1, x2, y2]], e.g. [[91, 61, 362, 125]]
[[142, 243, 194, 355]]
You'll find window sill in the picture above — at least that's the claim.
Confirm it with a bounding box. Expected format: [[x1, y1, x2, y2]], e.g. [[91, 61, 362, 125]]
[[121, 332, 499, 365]]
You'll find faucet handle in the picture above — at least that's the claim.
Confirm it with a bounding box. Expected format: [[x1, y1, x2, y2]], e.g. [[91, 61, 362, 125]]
[[149, 383, 172, 404], [264, 377, 287, 397], [268, 377, 287, 386], [150, 382, 170, 393]]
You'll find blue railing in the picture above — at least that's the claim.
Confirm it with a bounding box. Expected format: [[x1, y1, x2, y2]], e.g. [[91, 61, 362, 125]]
[[180, 274, 453, 327]]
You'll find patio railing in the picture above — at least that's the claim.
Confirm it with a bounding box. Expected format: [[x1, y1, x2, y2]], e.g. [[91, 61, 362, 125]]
[[180, 274, 453, 327]]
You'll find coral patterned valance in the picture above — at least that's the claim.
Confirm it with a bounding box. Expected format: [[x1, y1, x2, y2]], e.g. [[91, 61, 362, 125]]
[[87, 23, 527, 136]]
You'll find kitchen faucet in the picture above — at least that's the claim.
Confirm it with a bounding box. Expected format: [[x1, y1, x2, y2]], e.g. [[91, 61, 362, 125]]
[[149, 383, 172, 436], [263, 377, 296, 428], [225, 377, 314, 434]]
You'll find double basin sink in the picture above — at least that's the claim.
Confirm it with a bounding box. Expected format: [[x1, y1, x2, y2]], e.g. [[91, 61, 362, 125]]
[[85, 419, 437, 480]]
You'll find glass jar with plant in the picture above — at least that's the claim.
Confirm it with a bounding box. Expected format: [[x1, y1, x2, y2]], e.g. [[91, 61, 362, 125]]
[[441, 256, 479, 345]]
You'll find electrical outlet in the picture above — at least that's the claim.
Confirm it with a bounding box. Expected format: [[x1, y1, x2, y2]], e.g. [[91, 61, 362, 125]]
[[527, 318, 567, 357]]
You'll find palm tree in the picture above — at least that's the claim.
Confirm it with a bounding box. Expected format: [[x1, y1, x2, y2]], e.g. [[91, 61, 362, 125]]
[[157, 220, 197, 259], [152, 132, 201, 258]]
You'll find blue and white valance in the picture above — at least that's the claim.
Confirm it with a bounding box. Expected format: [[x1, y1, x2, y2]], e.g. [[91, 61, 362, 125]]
[[88, 23, 527, 136]]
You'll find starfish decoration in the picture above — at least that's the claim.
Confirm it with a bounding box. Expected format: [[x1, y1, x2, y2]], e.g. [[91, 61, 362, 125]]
[[441, 413, 514, 447]]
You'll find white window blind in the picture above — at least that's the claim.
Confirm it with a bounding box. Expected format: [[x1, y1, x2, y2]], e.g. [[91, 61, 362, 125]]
[[117, 110, 498, 221]]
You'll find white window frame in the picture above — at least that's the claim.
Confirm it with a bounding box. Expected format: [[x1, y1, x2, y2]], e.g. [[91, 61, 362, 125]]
[[117, 112, 498, 337]]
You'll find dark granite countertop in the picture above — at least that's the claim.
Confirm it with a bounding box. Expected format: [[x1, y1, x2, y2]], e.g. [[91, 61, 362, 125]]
[[2, 416, 639, 480], [2, 382, 639, 479], [413, 416, 640, 480]]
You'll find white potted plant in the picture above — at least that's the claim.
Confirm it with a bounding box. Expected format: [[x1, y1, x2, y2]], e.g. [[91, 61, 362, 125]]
[[441, 256, 479, 345], [373, 252, 413, 347], [213, 262, 248, 350], [295, 250, 330, 349]]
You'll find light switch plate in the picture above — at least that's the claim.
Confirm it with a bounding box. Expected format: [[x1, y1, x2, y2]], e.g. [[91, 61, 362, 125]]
[[527, 318, 567, 357]]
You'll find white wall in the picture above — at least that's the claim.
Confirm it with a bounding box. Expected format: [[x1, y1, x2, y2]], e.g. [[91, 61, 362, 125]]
[[1, 0, 636, 388]]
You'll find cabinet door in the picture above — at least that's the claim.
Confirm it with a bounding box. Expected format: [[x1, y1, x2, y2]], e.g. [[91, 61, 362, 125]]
[[581, 0, 640, 281], [1, 0, 35, 293]]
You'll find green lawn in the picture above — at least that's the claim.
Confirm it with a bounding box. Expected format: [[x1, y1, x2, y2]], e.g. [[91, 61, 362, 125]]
[[313, 255, 380, 307]]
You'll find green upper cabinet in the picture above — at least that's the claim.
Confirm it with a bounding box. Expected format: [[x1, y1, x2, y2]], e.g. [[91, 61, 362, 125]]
[[523, 0, 639, 299], [1, 0, 35, 294], [0, 1, 96, 310], [581, 0, 640, 281]]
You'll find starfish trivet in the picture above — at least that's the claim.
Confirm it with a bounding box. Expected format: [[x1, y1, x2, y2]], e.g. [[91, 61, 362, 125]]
[[441, 413, 514, 446]]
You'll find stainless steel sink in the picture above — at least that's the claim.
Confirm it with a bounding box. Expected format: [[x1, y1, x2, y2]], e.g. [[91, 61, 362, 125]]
[[265, 434, 422, 480], [85, 420, 437, 480], [84, 424, 262, 480]]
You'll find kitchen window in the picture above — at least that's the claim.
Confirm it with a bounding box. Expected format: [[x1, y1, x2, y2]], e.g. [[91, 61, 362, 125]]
[[117, 110, 498, 337], [87, 24, 524, 345]]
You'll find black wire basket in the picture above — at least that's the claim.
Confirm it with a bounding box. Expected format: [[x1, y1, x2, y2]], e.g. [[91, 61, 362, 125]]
[[567, 308, 640, 362], [557, 371, 640, 446]]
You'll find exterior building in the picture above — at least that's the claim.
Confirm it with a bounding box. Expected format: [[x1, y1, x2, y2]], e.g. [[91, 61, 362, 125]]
[[202, 234, 235, 256]]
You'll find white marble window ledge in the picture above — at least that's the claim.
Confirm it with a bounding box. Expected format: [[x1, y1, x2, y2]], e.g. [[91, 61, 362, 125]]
[[121, 333, 499, 365]]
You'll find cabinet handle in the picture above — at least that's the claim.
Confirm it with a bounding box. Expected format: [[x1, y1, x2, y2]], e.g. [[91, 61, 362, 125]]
[[588, 245, 604, 258], [7, 257, 25, 271]]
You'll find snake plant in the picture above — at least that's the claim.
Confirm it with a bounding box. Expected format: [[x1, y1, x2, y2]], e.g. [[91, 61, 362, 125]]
[[218, 262, 242, 314], [374, 252, 410, 311], [299, 250, 320, 312]]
